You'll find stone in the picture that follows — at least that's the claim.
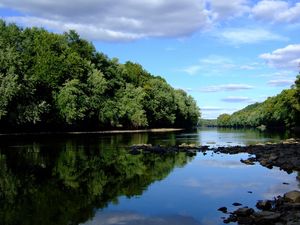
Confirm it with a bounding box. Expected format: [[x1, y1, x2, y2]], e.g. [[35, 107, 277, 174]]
[[284, 191, 300, 203], [218, 207, 227, 213], [256, 200, 272, 210], [233, 202, 243, 206], [254, 211, 281, 221], [240, 159, 255, 165], [237, 216, 254, 225], [234, 207, 254, 216]]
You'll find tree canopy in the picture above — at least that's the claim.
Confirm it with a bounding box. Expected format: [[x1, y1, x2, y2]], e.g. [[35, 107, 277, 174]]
[[0, 20, 200, 131]]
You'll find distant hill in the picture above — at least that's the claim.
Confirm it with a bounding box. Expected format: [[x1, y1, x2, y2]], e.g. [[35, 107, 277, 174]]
[[217, 76, 300, 129]]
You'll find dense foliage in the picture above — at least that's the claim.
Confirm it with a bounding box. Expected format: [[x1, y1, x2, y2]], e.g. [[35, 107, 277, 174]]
[[0, 20, 200, 131], [217, 75, 300, 129]]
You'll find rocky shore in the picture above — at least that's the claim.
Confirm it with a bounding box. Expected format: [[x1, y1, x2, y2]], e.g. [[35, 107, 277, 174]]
[[130, 138, 300, 224], [130, 138, 300, 172], [221, 190, 300, 225]]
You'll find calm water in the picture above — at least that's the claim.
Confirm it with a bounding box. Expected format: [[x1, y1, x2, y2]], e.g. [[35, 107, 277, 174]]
[[0, 128, 299, 225]]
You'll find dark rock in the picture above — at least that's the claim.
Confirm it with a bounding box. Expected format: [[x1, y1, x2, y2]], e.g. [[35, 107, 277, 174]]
[[248, 191, 253, 194], [282, 182, 290, 185], [237, 216, 254, 225], [254, 211, 281, 224], [256, 200, 272, 210], [233, 202, 243, 206], [218, 207, 228, 213], [240, 159, 255, 165], [224, 214, 237, 224], [234, 207, 254, 217]]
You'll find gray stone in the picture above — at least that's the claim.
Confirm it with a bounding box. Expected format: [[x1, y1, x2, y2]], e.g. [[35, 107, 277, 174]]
[[235, 207, 254, 216], [256, 200, 272, 210], [254, 211, 281, 221], [284, 191, 300, 203]]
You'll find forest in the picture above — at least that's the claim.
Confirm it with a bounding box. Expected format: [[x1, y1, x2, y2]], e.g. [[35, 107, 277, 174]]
[[0, 20, 200, 132], [217, 76, 300, 129]]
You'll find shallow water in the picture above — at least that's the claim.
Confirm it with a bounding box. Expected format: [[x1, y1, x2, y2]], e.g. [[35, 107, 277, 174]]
[[0, 128, 298, 225]]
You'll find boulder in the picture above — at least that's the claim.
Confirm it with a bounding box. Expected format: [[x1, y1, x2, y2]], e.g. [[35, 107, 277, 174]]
[[256, 200, 272, 210], [284, 190, 300, 203], [234, 207, 254, 217]]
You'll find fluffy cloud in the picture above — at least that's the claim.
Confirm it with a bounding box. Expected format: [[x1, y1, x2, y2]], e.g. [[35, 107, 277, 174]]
[[252, 0, 300, 23], [200, 84, 254, 92], [205, 0, 250, 21], [0, 0, 258, 42], [260, 44, 300, 70], [218, 28, 287, 44], [1, 0, 211, 41]]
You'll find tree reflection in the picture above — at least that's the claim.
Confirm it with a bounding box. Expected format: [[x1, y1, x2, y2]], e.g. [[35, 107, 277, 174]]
[[0, 136, 193, 225]]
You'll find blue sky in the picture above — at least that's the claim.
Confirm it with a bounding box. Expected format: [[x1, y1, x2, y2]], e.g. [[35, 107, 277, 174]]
[[1, 0, 299, 119]]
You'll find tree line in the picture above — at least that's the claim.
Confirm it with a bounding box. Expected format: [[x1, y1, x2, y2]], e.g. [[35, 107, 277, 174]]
[[217, 76, 300, 129], [0, 20, 200, 132]]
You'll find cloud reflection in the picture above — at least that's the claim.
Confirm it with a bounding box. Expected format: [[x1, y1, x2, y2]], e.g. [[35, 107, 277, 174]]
[[196, 159, 246, 169], [82, 211, 202, 225]]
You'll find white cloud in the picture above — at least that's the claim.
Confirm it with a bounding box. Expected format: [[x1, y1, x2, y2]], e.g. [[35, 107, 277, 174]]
[[1, 0, 213, 41], [252, 0, 300, 23], [267, 79, 295, 87], [218, 28, 288, 44], [260, 44, 300, 70], [206, 0, 250, 21], [200, 84, 254, 92]]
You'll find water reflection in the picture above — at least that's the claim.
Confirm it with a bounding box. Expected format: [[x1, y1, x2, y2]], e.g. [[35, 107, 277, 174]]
[[0, 136, 193, 225], [0, 128, 299, 225], [84, 211, 202, 225]]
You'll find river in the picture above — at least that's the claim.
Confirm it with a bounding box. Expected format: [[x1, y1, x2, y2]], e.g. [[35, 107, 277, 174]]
[[0, 128, 299, 225]]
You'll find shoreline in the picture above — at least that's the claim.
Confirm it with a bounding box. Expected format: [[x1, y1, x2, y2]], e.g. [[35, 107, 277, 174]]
[[0, 128, 184, 136]]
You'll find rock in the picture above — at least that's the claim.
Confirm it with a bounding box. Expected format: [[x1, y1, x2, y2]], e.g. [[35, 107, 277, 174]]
[[218, 207, 227, 213], [248, 191, 253, 194], [223, 214, 237, 224], [282, 182, 290, 185], [233, 202, 243, 206], [240, 159, 255, 165], [237, 216, 254, 225], [254, 211, 281, 223], [234, 207, 254, 216], [284, 190, 300, 203], [256, 200, 272, 210]]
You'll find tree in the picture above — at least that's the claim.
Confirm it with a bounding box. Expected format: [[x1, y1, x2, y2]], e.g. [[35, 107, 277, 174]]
[[55, 79, 88, 124]]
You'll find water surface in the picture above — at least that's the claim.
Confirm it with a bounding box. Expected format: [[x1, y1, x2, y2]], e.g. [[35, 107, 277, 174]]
[[0, 128, 298, 225]]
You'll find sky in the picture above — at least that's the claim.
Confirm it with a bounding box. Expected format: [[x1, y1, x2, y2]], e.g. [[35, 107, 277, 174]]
[[1, 0, 300, 119]]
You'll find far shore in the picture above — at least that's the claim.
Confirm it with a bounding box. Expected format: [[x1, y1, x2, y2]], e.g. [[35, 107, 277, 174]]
[[0, 128, 184, 136]]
